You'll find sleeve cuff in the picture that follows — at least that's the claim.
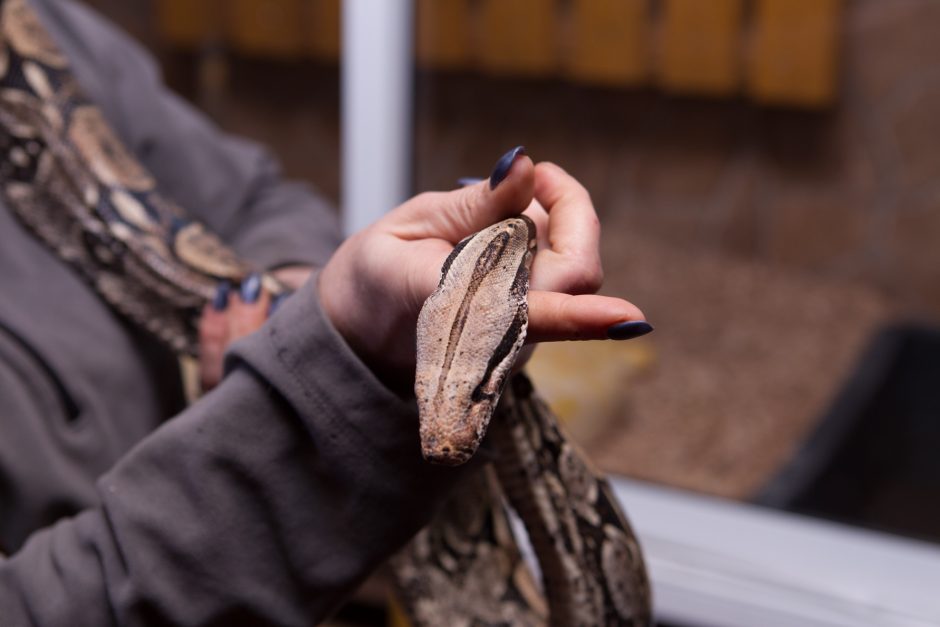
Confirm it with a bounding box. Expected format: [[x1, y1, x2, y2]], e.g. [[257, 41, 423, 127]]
[[225, 274, 428, 476]]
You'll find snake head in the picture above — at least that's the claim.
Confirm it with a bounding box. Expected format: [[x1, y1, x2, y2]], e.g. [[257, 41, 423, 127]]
[[415, 216, 535, 466]]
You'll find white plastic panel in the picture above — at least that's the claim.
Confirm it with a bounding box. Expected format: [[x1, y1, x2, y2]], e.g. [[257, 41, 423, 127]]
[[611, 478, 940, 627]]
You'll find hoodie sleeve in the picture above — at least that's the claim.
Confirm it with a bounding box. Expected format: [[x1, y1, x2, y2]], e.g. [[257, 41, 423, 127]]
[[0, 279, 462, 626]]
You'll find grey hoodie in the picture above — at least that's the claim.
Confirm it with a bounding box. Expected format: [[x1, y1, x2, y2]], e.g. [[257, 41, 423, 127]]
[[0, 1, 459, 624]]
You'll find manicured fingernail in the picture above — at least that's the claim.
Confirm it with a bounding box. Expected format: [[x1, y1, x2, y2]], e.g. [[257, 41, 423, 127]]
[[457, 177, 484, 188], [489, 145, 526, 190], [212, 280, 230, 311], [607, 320, 654, 341], [240, 273, 262, 304], [268, 291, 291, 315]]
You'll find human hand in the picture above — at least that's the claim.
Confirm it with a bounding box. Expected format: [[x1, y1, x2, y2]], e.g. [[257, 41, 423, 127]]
[[198, 267, 310, 391], [318, 147, 650, 390]]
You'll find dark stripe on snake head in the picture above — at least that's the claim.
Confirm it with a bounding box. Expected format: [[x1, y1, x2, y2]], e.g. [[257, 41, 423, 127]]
[[434, 230, 512, 393], [438, 233, 474, 287], [470, 257, 531, 404], [470, 300, 527, 404]]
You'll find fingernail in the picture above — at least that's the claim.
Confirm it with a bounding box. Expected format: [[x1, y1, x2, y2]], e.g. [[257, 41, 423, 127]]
[[268, 291, 291, 315], [240, 273, 262, 304], [212, 280, 230, 311], [457, 177, 484, 188], [489, 145, 526, 190], [607, 320, 654, 341]]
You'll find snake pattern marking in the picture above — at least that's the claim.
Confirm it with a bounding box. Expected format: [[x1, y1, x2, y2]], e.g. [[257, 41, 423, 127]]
[[0, 0, 285, 356], [0, 1, 652, 624], [398, 215, 652, 625]]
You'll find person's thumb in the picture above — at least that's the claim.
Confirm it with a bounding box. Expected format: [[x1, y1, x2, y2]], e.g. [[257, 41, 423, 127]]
[[389, 146, 535, 243]]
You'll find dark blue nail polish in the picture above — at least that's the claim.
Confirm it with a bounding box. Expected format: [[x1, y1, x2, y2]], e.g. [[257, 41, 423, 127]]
[[489, 146, 526, 190], [457, 177, 484, 188], [607, 320, 654, 341], [212, 280, 230, 311], [240, 273, 262, 304], [268, 291, 291, 315]]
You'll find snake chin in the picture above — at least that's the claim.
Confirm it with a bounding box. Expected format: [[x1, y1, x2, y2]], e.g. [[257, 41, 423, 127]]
[[421, 438, 476, 466]]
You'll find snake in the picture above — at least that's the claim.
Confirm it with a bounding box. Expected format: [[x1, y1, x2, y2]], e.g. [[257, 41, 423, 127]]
[[0, 0, 286, 356], [394, 216, 652, 625], [0, 1, 652, 624]]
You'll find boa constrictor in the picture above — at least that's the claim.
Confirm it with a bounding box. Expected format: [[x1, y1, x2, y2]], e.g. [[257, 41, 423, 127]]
[[0, 0, 286, 356], [0, 1, 652, 624], [395, 217, 651, 626]]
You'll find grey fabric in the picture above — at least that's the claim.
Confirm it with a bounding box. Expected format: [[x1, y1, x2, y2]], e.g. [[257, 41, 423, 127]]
[[0, 1, 455, 624], [0, 0, 340, 551], [1, 281, 460, 626]]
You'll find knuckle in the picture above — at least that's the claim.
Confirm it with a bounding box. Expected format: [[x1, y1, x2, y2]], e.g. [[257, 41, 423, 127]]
[[564, 258, 603, 294], [582, 187, 601, 211], [457, 186, 480, 220], [412, 190, 438, 206], [585, 262, 604, 292]]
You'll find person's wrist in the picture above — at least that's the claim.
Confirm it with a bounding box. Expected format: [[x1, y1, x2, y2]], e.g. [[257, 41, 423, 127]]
[[318, 249, 416, 393]]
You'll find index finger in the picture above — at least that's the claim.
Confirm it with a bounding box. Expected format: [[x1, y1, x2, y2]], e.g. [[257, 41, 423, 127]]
[[526, 291, 649, 343]]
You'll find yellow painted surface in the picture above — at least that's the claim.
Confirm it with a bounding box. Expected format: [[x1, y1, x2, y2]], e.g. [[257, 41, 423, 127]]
[[387, 592, 411, 627], [748, 0, 841, 107], [416, 0, 471, 70], [658, 0, 744, 96], [565, 0, 649, 86], [526, 340, 655, 439], [476, 0, 557, 77], [308, 0, 341, 61], [155, 0, 220, 47], [227, 0, 307, 58]]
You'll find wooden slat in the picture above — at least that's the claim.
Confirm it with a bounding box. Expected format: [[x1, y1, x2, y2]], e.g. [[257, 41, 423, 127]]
[[475, 0, 557, 77], [227, 0, 307, 58], [155, 0, 221, 47], [307, 0, 341, 61], [658, 0, 744, 96], [565, 0, 649, 86], [748, 0, 841, 107], [416, 0, 472, 70]]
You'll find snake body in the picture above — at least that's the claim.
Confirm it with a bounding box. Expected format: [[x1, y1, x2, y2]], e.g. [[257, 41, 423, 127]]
[[0, 1, 652, 623], [0, 0, 283, 355], [399, 216, 651, 625]]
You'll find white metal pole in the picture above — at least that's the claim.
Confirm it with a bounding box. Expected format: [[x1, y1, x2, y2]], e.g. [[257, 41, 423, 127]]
[[341, 0, 414, 236]]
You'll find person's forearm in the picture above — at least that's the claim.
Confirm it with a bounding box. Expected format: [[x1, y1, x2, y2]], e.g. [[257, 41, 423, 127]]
[[0, 281, 461, 626]]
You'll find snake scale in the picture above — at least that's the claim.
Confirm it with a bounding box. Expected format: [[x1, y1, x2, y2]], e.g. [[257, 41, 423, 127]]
[[0, 0, 286, 356], [0, 1, 652, 624], [396, 217, 651, 625]]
